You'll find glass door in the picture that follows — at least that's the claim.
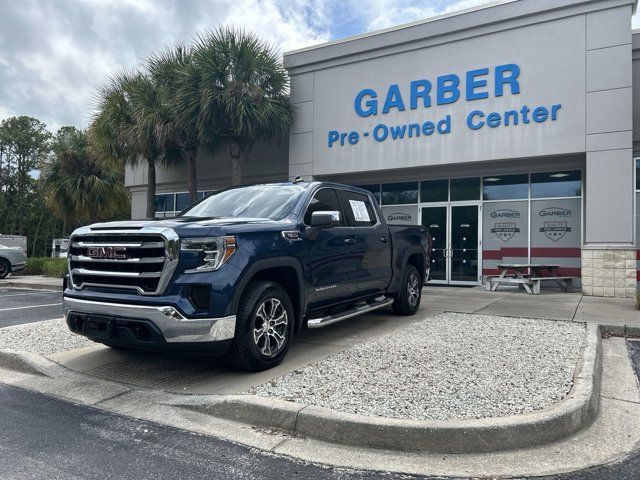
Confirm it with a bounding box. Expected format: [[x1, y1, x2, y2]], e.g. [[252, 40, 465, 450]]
[[449, 204, 479, 284], [421, 203, 480, 285], [421, 206, 447, 283]]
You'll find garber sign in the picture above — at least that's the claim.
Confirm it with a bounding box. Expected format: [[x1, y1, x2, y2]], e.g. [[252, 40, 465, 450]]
[[327, 63, 562, 148]]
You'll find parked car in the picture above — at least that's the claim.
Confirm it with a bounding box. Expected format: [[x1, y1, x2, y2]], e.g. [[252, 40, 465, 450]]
[[0, 244, 27, 279], [62, 182, 432, 371]]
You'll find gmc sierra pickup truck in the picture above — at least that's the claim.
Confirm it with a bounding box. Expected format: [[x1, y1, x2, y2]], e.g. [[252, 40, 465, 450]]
[[63, 182, 432, 371]]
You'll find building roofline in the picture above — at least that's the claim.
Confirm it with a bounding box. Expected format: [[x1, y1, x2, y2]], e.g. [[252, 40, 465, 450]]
[[284, 0, 638, 71], [284, 0, 515, 57]]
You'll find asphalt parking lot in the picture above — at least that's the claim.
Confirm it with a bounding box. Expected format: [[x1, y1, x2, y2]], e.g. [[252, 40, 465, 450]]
[[0, 288, 63, 327]]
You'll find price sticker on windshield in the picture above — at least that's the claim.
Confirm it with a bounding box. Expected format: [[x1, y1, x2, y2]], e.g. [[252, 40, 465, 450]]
[[349, 200, 370, 222]]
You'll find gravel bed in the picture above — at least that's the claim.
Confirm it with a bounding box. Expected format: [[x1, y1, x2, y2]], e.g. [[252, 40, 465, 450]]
[[0, 318, 94, 356], [252, 313, 586, 421]]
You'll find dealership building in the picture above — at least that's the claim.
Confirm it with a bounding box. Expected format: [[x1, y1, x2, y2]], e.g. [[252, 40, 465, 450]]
[[126, 0, 640, 297]]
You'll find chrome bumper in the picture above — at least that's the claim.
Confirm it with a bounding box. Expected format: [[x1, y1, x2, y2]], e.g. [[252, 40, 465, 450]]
[[63, 297, 236, 343]]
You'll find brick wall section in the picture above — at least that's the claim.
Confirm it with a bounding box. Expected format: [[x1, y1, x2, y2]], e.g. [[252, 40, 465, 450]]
[[581, 248, 637, 298]]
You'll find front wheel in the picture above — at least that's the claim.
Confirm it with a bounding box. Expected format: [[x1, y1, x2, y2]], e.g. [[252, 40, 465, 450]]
[[0, 259, 10, 279], [226, 281, 294, 371], [393, 264, 422, 316]]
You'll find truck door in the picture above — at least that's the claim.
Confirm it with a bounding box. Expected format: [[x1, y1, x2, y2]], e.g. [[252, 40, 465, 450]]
[[338, 189, 392, 297], [302, 188, 355, 309]]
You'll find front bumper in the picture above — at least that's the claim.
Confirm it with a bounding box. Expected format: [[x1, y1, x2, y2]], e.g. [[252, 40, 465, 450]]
[[11, 262, 26, 273], [63, 296, 236, 346]]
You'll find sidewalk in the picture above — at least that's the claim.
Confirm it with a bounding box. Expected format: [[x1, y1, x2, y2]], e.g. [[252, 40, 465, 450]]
[[423, 285, 640, 334], [0, 275, 63, 291]]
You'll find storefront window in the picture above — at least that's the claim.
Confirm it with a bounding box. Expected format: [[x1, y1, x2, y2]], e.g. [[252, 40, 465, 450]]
[[176, 193, 194, 212], [531, 170, 581, 198], [154, 194, 175, 215], [530, 198, 582, 277], [482, 174, 528, 200], [636, 158, 639, 190], [357, 184, 382, 204], [482, 201, 528, 276], [420, 179, 448, 203], [450, 177, 480, 201], [382, 182, 419, 205]]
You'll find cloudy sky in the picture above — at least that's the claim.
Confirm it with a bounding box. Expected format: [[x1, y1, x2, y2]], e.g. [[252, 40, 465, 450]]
[[1, 0, 639, 132]]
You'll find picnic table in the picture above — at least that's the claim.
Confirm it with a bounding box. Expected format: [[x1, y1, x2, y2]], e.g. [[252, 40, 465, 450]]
[[486, 263, 576, 295]]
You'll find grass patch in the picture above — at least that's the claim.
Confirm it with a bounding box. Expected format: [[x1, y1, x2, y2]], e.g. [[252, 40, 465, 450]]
[[22, 257, 68, 278]]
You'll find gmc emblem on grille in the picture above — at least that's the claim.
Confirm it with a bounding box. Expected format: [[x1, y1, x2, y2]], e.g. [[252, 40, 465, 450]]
[[86, 246, 127, 260]]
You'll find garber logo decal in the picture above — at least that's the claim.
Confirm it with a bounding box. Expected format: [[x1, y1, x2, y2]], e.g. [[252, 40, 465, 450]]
[[387, 213, 412, 222], [539, 207, 572, 241], [491, 222, 520, 242], [490, 209, 520, 219]]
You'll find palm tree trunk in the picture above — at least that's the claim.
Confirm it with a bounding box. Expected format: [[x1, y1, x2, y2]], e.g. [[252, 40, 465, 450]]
[[229, 142, 242, 186], [187, 149, 198, 202], [146, 158, 156, 220]]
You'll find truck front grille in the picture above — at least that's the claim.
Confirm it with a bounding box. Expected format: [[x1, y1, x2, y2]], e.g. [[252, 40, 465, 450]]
[[68, 229, 179, 295]]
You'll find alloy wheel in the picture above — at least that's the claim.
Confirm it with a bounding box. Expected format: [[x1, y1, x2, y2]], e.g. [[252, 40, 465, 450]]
[[407, 273, 420, 307], [253, 297, 289, 357]]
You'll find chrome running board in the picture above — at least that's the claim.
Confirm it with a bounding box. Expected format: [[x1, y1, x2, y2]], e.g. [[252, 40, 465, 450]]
[[306, 296, 394, 329]]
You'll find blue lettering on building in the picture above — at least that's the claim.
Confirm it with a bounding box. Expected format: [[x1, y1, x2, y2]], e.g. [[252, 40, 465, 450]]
[[328, 63, 564, 148]]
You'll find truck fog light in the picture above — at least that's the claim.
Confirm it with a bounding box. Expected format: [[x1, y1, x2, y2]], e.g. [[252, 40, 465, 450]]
[[158, 306, 185, 321]]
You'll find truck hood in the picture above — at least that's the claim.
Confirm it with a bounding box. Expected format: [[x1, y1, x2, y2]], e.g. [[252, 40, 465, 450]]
[[80, 216, 292, 237]]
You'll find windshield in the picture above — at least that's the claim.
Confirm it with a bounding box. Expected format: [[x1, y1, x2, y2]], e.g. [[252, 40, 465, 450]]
[[181, 184, 306, 220]]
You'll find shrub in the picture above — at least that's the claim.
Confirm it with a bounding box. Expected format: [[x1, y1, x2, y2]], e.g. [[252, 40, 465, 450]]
[[22, 257, 68, 278]]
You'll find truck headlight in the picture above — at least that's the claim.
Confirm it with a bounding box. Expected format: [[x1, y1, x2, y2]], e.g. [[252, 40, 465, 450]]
[[181, 236, 237, 272]]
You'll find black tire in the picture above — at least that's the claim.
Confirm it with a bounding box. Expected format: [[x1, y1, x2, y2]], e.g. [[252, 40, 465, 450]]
[[226, 281, 295, 371], [0, 259, 10, 279], [393, 264, 422, 316]]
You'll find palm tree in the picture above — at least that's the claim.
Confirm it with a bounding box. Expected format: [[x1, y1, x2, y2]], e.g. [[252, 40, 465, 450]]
[[178, 27, 294, 186], [43, 127, 130, 231], [91, 71, 169, 219], [145, 45, 203, 202]]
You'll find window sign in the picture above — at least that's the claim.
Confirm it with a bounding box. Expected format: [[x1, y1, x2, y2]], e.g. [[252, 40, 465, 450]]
[[420, 179, 448, 202], [530, 198, 581, 277], [381, 205, 418, 225], [531, 171, 581, 198], [483, 174, 528, 200], [349, 200, 370, 222], [381, 182, 419, 205], [451, 177, 480, 201], [482, 201, 528, 276]]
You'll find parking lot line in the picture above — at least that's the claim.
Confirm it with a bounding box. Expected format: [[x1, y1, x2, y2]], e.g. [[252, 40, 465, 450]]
[[0, 303, 63, 312], [0, 293, 58, 298]]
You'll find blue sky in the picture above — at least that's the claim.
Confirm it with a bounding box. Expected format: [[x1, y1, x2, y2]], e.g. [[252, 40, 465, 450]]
[[0, 0, 637, 131]]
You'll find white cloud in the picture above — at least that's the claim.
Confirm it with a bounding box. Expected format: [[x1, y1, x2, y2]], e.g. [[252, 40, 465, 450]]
[[363, 0, 496, 32], [0, 0, 330, 131]]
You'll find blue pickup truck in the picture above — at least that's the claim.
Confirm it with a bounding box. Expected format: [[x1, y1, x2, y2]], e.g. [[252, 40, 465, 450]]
[[63, 182, 432, 371]]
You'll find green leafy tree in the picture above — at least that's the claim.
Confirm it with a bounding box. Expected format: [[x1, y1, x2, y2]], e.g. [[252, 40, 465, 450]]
[[43, 126, 130, 232], [178, 27, 294, 186], [0, 116, 51, 235]]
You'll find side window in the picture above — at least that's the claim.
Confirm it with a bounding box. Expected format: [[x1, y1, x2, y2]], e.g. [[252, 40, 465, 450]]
[[339, 190, 378, 227], [304, 189, 345, 225]]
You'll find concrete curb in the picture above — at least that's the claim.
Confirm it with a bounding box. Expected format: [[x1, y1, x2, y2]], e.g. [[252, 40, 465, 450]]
[[0, 349, 53, 377], [174, 324, 602, 453], [0, 279, 63, 291]]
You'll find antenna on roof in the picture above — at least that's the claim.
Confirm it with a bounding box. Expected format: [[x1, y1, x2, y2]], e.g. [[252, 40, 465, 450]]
[[292, 175, 303, 183]]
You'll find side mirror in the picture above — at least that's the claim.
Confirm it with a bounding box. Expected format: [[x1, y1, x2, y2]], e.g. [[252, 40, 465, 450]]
[[310, 211, 341, 228]]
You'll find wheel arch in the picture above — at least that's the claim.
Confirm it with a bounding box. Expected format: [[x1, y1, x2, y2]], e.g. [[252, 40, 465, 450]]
[[230, 257, 306, 333]]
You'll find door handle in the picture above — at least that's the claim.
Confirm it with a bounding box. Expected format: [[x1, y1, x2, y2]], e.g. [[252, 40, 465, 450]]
[[380, 236, 388, 243], [344, 238, 356, 245]]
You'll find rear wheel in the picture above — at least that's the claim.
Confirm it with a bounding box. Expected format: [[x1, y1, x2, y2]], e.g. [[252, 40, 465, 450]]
[[226, 281, 294, 371], [393, 264, 422, 316], [0, 259, 10, 279]]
